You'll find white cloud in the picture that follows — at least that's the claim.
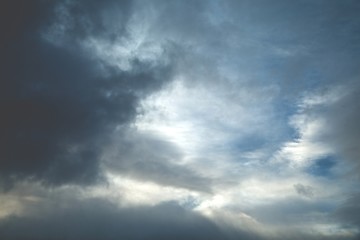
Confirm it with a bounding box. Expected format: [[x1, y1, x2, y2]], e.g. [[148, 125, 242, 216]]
[[135, 78, 279, 161], [271, 88, 345, 168]]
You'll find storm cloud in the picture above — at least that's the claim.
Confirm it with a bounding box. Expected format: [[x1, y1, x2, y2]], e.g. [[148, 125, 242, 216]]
[[0, 0, 174, 187], [0, 199, 227, 240]]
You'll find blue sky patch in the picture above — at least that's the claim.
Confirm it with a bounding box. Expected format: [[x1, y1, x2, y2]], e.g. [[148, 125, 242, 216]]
[[306, 155, 337, 177]]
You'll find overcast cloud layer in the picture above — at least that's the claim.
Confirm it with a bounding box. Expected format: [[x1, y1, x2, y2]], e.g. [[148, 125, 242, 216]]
[[1, 0, 360, 239]]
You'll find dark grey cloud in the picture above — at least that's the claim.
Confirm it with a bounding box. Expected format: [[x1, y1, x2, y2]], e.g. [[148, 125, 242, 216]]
[[0, 199, 226, 240], [0, 0, 174, 188], [0, 196, 353, 240], [324, 86, 360, 177], [335, 193, 360, 229]]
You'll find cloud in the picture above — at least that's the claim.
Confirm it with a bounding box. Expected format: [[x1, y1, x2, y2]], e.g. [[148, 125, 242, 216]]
[[1, 0, 360, 239], [0, 0, 175, 188], [322, 86, 360, 176], [274, 84, 360, 177], [335, 193, 360, 228], [294, 183, 315, 198], [103, 129, 213, 192], [0, 192, 351, 240], [0, 198, 227, 240]]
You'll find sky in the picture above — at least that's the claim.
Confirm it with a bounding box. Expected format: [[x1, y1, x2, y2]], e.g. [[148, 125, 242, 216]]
[[1, 0, 360, 239]]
